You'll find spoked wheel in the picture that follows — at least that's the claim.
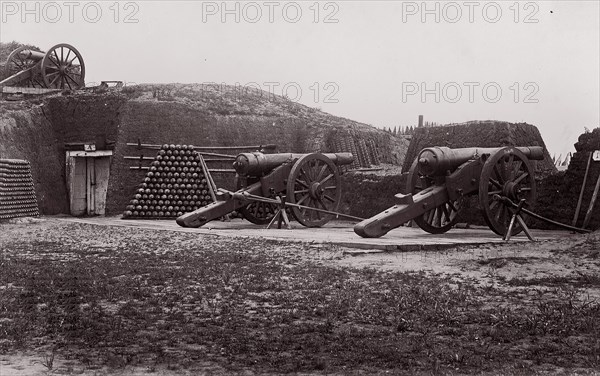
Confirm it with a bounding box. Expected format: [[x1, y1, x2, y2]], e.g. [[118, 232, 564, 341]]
[[479, 147, 537, 236], [407, 158, 461, 234], [4, 47, 45, 88], [286, 153, 341, 227], [41, 44, 85, 89], [235, 176, 278, 225]]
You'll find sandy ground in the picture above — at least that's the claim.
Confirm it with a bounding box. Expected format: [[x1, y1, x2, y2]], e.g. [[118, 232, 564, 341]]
[[1, 217, 599, 375], [338, 238, 600, 299]]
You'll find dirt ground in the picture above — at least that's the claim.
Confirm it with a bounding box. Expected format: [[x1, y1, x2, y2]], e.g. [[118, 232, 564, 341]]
[[1, 217, 599, 375]]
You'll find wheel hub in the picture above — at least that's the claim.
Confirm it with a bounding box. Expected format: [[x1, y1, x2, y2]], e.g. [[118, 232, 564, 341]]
[[309, 182, 324, 199], [503, 181, 520, 200]]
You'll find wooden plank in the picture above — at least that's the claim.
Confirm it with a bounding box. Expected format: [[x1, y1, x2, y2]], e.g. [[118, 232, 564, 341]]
[[94, 157, 111, 215], [86, 158, 95, 215], [1, 86, 61, 94], [126, 142, 276, 151], [69, 157, 87, 216], [572, 151, 593, 226], [583, 171, 600, 229]]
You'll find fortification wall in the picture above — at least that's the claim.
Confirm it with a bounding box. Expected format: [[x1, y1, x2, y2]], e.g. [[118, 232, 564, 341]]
[[402, 122, 556, 177], [0, 86, 408, 217], [535, 128, 600, 230], [0, 102, 67, 213]]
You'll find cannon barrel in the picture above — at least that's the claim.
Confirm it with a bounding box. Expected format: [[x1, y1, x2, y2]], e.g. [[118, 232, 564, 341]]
[[1, 43, 85, 90], [233, 152, 354, 175], [417, 146, 544, 176], [19, 50, 46, 61]]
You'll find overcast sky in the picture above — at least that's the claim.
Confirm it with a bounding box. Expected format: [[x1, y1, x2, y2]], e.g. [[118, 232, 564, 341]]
[[1, 0, 598, 159]]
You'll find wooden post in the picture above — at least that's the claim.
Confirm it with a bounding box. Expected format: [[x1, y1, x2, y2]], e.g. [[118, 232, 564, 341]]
[[572, 151, 593, 226], [583, 170, 600, 229]]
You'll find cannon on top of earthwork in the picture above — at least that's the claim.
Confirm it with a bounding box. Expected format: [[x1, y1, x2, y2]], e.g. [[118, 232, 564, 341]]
[[176, 152, 355, 229], [0, 43, 85, 89], [354, 146, 545, 238]]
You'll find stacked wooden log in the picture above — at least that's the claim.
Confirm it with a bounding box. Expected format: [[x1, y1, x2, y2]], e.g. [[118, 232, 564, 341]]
[[0, 159, 39, 219]]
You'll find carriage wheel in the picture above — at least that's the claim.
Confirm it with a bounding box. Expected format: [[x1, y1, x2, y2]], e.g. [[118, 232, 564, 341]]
[[236, 176, 278, 225], [407, 158, 461, 234], [479, 147, 537, 236], [41, 44, 85, 89], [4, 46, 45, 88], [286, 153, 341, 227]]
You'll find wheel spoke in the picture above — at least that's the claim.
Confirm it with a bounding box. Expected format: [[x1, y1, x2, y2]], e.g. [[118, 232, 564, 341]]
[[441, 205, 450, 223], [295, 179, 309, 189], [50, 75, 61, 86], [489, 199, 499, 211], [513, 172, 529, 185], [53, 50, 61, 65], [426, 209, 435, 224], [447, 201, 458, 213], [316, 197, 329, 211], [493, 164, 505, 184], [316, 164, 328, 181], [66, 56, 78, 67], [323, 194, 335, 203], [297, 194, 309, 206], [320, 173, 334, 185], [511, 160, 523, 180], [436, 208, 444, 227], [65, 74, 79, 87], [490, 178, 503, 189]]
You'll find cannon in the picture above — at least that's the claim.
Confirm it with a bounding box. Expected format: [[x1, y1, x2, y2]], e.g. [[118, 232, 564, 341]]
[[176, 152, 354, 228], [0, 43, 85, 90], [354, 146, 545, 238]]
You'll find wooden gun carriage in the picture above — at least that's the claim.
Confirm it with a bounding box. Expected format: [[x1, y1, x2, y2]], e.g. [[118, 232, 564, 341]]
[[0, 43, 85, 90], [354, 146, 545, 238], [177, 152, 354, 228]]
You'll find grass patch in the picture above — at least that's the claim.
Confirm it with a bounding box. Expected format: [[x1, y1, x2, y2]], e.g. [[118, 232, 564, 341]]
[[1, 222, 599, 374], [507, 272, 600, 288]]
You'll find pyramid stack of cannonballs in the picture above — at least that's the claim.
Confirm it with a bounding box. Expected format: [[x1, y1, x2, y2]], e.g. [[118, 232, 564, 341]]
[[0, 159, 40, 220], [123, 144, 215, 219]]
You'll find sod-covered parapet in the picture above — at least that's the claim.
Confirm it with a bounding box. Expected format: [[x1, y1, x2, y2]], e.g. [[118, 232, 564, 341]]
[[402, 121, 556, 178], [122, 144, 215, 219], [0, 159, 40, 219]]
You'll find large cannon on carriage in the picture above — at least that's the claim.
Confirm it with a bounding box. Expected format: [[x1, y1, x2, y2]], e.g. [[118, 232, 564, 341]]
[[0, 43, 85, 90], [176, 152, 354, 228], [354, 146, 545, 238]]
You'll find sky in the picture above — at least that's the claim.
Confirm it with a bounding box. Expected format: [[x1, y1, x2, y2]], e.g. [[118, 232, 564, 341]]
[[1, 0, 598, 159]]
